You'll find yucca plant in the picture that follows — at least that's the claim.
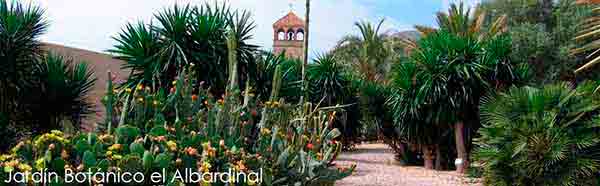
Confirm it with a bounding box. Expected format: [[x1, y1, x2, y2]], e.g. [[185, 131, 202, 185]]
[[254, 51, 302, 103], [36, 53, 96, 133], [110, 3, 258, 96], [389, 2, 524, 173], [475, 82, 600, 186], [0, 0, 47, 123], [307, 54, 350, 106]]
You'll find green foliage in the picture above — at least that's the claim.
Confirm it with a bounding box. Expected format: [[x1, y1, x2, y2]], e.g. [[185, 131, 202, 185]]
[[0, 70, 355, 185], [0, 0, 96, 148], [480, 0, 592, 82], [332, 19, 399, 83], [254, 51, 302, 102], [475, 82, 600, 186], [110, 3, 258, 95], [387, 3, 527, 169], [308, 54, 350, 106], [37, 53, 96, 131]]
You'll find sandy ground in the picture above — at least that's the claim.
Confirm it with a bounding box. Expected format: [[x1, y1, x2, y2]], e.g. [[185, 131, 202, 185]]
[[335, 143, 481, 186]]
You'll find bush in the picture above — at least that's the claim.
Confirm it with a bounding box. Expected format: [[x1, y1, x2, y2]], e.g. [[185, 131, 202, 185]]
[[0, 66, 354, 185], [475, 82, 600, 186]]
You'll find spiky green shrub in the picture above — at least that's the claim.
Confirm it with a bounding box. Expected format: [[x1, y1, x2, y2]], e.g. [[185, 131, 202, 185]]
[[110, 3, 258, 96], [475, 82, 600, 186], [0, 0, 97, 149]]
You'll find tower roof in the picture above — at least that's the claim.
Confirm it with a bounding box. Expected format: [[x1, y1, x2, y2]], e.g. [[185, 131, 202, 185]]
[[273, 11, 305, 28]]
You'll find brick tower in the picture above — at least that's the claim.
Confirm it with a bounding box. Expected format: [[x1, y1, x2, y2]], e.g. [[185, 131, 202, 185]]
[[273, 11, 305, 59]]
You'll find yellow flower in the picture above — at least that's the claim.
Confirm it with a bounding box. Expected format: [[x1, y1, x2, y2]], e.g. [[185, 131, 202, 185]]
[[202, 142, 211, 150], [137, 97, 144, 102], [106, 151, 113, 156], [260, 128, 271, 135], [108, 144, 122, 151], [35, 158, 45, 170], [172, 80, 177, 85], [153, 100, 159, 106], [272, 101, 280, 107], [18, 163, 32, 172], [200, 161, 212, 172], [112, 155, 122, 160], [136, 84, 144, 91], [247, 178, 257, 186], [166, 141, 177, 152], [236, 160, 246, 172], [125, 88, 132, 93], [50, 130, 63, 136]]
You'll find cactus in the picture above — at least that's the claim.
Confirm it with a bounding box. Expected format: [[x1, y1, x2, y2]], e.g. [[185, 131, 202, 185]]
[[0, 65, 354, 185]]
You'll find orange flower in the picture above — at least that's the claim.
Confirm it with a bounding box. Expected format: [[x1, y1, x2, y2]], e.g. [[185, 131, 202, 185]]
[[191, 94, 198, 101], [170, 87, 176, 94], [306, 143, 314, 150]]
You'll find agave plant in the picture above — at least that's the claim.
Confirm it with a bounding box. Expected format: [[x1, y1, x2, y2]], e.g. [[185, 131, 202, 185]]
[[110, 3, 258, 96], [475, 82, 600, 186]]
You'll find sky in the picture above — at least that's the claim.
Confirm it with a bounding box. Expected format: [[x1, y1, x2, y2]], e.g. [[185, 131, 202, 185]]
[[23, 0, 479, 56]]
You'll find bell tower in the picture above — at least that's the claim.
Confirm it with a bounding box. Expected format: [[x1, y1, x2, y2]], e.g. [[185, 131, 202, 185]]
[[273, 11, 305, 59]]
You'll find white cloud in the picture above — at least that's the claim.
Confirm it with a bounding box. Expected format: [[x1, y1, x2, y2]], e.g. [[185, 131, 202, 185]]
[[23, 0, 408, 56]]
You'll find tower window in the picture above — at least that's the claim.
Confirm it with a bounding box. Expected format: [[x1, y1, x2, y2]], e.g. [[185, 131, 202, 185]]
[[277, 29, 285, 40], [296, 29, 304, 40], [287, 31, 295, 40]]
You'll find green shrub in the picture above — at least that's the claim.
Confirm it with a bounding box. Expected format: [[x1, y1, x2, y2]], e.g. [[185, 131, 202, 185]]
[[475, 82, 600, 186]]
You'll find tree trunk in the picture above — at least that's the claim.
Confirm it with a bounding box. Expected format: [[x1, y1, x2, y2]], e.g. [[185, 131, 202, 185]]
[[423, 145, 435, 170], [454, 121, 468, 174], [435, 145, 443, 170]]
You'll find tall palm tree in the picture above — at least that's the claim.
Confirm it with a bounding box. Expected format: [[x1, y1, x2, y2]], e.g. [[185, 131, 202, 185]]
[[334, 19, 396, 83], [398, 3, 511, 173], [400, 2, 507, 51], [475, 82, 600, 185]]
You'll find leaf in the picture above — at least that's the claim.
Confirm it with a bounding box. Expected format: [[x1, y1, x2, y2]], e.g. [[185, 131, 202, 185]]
[[83, 150, 97, 167]]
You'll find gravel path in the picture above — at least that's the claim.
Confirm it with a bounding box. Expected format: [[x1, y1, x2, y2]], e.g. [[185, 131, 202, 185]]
[[335, 143, 481, 186]]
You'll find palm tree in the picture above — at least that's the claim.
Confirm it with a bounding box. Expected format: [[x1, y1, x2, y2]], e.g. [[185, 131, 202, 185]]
[[393, 3, 513, 173], [109, 3, 258, 95], [334, 19, 396, 83], [475, 82, 600, 185], [572, 7, 600, 73]]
